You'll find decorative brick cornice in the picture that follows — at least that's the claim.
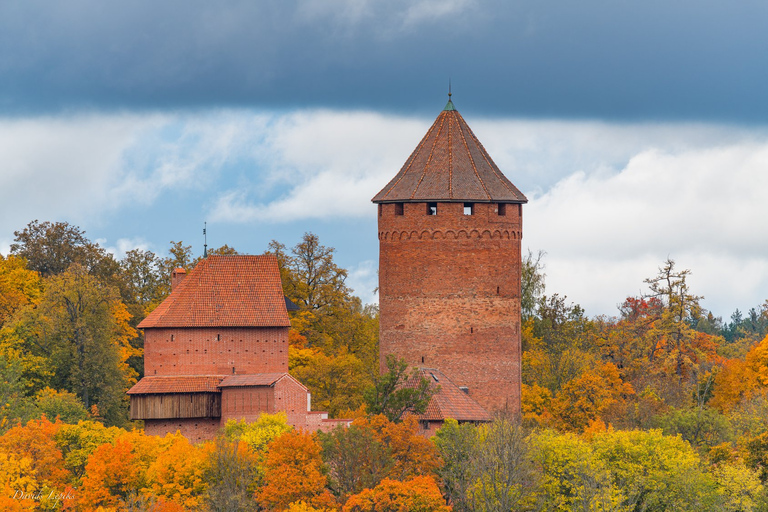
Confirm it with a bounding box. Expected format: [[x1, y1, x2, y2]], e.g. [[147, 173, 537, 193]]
[[379, 228, 522, 242]]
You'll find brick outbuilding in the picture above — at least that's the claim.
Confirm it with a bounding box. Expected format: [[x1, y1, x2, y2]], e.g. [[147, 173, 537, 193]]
[[128, 255, 348, 442], [373, 96, 528, 420]]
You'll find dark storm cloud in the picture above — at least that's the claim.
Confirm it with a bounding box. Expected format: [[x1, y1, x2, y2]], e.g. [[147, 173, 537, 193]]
[[1, 0, 767, 120]]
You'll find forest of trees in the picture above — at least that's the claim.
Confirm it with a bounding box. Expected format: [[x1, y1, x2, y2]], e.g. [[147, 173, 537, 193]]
[[4, 220, 768, 510]]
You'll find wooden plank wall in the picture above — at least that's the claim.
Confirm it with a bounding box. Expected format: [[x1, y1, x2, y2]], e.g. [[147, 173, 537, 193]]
[[130, 393, 221, 420]]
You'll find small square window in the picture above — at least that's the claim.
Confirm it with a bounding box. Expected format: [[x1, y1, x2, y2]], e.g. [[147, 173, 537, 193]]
[[395, 203, 404, 216], [464, 203, 474, 215], [427, 202, 437, 215], [497, 203, 506, 216]]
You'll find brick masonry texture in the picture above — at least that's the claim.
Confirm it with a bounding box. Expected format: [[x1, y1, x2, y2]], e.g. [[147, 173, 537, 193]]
[[145, 418, 221, 445], [378, 201, 522, 414], [143, 327, 288, 376]]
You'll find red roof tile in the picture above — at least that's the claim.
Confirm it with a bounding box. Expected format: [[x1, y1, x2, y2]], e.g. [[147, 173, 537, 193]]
[[138, 255, 290, 329], [127, 376, 224, 394], [372, 100, 527, 204], [408, 368, 491, 422], [219, 373, 306, 391]]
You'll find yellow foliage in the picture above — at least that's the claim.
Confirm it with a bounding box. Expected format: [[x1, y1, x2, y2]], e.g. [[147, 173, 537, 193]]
[[521, 383, 552, 426], [145, 433, 210, 509]]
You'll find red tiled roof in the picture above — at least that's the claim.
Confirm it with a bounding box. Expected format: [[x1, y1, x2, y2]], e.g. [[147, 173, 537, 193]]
[[409, 368, 491, 422], [127, 376, 224, 394], [372, 100, 527, 204], [219, 373, 306, 391], [138, 255, 290, 329]]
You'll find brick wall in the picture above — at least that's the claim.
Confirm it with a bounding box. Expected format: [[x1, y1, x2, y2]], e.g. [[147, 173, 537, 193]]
[[378, 201, 523, 414], [144, 326, 289, 376], [144, 418, 220, 444], [220, 386, 274, 423]]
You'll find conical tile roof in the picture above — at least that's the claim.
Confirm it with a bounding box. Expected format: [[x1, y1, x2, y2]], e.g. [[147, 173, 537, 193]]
[[372, 99, 527, 203]]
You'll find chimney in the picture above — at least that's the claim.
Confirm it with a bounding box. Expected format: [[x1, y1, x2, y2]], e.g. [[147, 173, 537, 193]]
[[171, 268, 187, 291]]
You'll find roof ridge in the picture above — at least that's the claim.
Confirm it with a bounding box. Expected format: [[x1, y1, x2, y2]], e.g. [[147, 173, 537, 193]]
[[411, 112, 447, 200], [454, 112, 492, 200], [456, 111, 518, 197], [447, 113, 453, 199], [380, 112, 442, 201]]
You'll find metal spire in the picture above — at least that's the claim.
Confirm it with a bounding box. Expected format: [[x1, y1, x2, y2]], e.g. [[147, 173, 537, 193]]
[[203, 222, 208, 258], [444, 78, 456, 111]]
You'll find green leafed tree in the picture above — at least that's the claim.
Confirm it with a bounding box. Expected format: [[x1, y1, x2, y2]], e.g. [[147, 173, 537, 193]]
[[363, 355, 435, 422], [11, 220, 120, 284], [10, 265, 137, 426]]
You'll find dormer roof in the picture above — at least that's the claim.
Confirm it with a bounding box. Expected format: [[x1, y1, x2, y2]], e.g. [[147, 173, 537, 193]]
[[138, 254, 290, 329], [372, 100, 527, 204]]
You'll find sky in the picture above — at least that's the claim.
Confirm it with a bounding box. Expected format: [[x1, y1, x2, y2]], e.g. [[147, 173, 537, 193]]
[[2, 0, 768, 320]]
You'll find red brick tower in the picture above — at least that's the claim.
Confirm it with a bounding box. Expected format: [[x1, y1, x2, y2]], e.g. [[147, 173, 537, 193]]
[[372, 97, 527, 414]]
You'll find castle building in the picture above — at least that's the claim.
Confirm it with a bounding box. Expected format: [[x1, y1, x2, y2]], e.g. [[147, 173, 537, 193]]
[[127, 255, 347, 443], [372, 97, 527, 418]]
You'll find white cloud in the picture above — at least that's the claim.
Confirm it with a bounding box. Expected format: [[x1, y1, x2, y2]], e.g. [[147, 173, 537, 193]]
[[523, 141, 768, 317], [3, 107, 768, 318], [0, 113, 161, 231], [209, 110, 425, 223], [347, 259, 378, 306], [98, 237, 152, 259]]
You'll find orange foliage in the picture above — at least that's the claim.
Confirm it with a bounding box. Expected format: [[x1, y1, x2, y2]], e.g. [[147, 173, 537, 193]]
[[342, 476, 450, 512], [76, 430, 161, 510], [352, 415, 442, 480], [521, 383, 553, 426], [0, 417, 70, 490], [551, 363, 634, 431], [257, 430, 337, 511], [711, 335, 768, 412]]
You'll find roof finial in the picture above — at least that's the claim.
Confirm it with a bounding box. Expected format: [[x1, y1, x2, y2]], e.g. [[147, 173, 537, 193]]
[[203, 222, 208, 258], [444, 78, 456, 111]]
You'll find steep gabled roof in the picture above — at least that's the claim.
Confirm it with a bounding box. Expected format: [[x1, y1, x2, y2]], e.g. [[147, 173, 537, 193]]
[[409, 368, 491, 422], [372, 99, 527, 204], [138, 255, 290, 329]]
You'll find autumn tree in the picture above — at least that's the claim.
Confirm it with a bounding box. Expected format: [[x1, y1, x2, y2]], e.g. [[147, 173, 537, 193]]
[[145, 434, 210, 510], [320, 414, 441, 505], [432, 418, 478, 511], [291, 348, 370, 417], [320, 423, 395, 502], [529, 429, 624, 511], [258, 430, 337, 511], [0, 417, 70, 492], [521, 249, 546, 322], [11, 265, 137, 425], [343, 476, 450, 512], [643, 258, 710, 378], [268, 234, 378, 359], [523, 294, 597, 395], [203, 438, 261, 512], [11, 220, 120, 284], [119, 248, 166, 314], [54, 420, 124, 481], [77, 431, 161, 509], [550, 362, 635, 431], [590, 428, 719, 511], [0, 255, 42, 327]]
